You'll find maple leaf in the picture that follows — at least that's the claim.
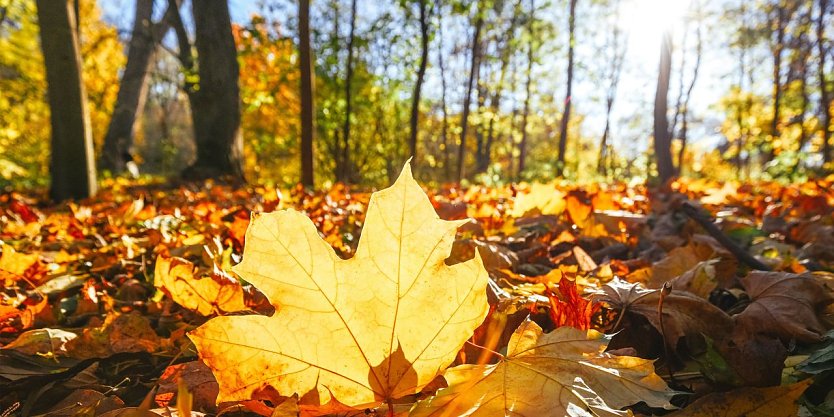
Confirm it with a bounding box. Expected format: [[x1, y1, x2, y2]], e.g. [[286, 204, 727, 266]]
[[154, 255, 247, 316], [668, 379, 811, 417], [734, 271, 834, 343], [598, 278, 734, 349], [411, 320, 676, 417], [188, 163, 490, 411]]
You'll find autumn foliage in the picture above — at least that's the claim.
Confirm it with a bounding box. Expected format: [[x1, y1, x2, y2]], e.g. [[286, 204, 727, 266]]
[[1, 172, 834, 416]]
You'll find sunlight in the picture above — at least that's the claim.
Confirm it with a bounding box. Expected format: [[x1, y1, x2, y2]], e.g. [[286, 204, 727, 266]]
[[621, 0, 691, 57]]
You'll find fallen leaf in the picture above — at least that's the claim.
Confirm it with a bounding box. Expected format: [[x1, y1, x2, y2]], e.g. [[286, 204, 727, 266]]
[[1, 328, 77, 357], [668, 379, 811, 416], [598, 278, 734, 349], [189, 163, 489, 411], [734, 271, 834, 343], [410, 320, 676, 417], [154, 255, 247, 316], [510, 183, 566, 218]]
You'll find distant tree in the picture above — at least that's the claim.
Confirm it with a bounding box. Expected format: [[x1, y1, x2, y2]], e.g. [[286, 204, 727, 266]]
[[457, 4, 484, 182], [818, 0, 832, 164], [337, 0, 358, 182], [556, 0, 577, 175], [169, 0, 244, 180], [408, 0, 431, 167], [99, 0, 173, 174], [653, 30, 675, 183], [36, 0, 97, 200], [300, 0, 315, 186], [670, 0, 703, 174], [518, 0, 537, 177], [598, 0, 626, 176]]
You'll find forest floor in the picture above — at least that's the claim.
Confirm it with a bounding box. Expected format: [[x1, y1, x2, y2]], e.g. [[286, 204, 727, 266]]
[[1, 174, 833, 416]]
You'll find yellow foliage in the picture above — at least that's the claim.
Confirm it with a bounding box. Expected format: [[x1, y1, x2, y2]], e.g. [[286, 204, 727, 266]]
[[0, 0, 123, 185], [189, 163, 489, 411]]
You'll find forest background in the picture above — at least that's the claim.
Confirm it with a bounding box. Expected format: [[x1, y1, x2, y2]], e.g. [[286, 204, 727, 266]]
[[1, 0, 832, 195]]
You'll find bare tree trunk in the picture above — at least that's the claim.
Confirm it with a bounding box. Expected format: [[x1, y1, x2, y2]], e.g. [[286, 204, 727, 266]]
[[819, 0, 832, 164], [457, 13, 483, 182], [100, 0, 173, 174], [598, 0, 625, 176], [182, 0, 244, 180], [677, 2, 703, 175], [299, 0, 315, 187], [37, 0, 97, 201], [768, 5, 786, 161], [409, 0, 430, 166], [480, 6, 520, 174], [556, 0, 577, 175], [339, 0, 357, 182], [518, 1, 535, 178], [437, 9, 451, 180], [653, 31, 675, 183]]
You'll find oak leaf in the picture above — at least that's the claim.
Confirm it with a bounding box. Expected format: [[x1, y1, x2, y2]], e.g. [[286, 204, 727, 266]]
[[189, 163, 489, 412], [410, 320, 676, 417]]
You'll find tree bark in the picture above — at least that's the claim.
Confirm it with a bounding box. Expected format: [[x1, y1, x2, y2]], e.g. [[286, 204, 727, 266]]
[[37, 0, 97, 201], [100, 0, 173, 174], [409, 0, 430, 166], [676, 3, 703, 174], [598, 0, 625, 176], [299, 0, 315, 187], [480, 6, 520, 174], [518, 0, 535, 177], [183, 0, 244, 180], [457, 13, 483, 182], [819, 0, 832, 164], [556, 0, 577, 175], [653, 31, 675, 184], [768, 5, 786, 161], [437, 9, 451, 180], [338, 0, 357, 182]]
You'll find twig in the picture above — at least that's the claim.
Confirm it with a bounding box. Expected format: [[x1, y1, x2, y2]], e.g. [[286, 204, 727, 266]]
[[681, 202, 771, 271]]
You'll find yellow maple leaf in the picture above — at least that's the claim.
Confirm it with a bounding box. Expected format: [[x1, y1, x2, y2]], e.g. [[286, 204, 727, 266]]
[[411, 320, 676, 417], [510, 182, 566, 218], [154, 255, 247, 316], [189, 163, 489, 411]]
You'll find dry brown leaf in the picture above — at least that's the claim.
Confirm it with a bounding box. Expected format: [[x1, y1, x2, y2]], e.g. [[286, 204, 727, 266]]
[[154, 255, 247, 316], [669, 379, 811, 416], [734, 271, 834, 343], [189, 163, 489, 412], [599, 278, 734, 349], [410, 320, 676, 417]]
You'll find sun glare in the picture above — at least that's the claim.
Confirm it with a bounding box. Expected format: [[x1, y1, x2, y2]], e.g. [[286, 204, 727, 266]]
[[621, 0, 692, 59]]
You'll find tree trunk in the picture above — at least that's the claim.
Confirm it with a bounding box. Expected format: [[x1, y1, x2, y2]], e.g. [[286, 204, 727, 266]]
[[769, 5, 786, 161], [437, 9, 451, 180], [100, 0, 172, 174], [653, 31, 675, 184], [456, 13, 483, 182], [676, 2, 703, 174], [184, 0, 244, 180], [518, 0, 535, 178], [409, 0, 430, 166], [556, 0, 577, 175], [598, 0, 625, 176], [819, 0, 832, 164], [299, 0, 315, 187], [339, 0, 357, 182], [480, 7, 519, 174], [37, 0, 97, 201]]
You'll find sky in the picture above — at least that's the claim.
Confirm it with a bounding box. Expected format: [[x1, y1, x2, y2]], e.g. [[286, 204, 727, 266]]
[[99, 0, 738, 157]]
